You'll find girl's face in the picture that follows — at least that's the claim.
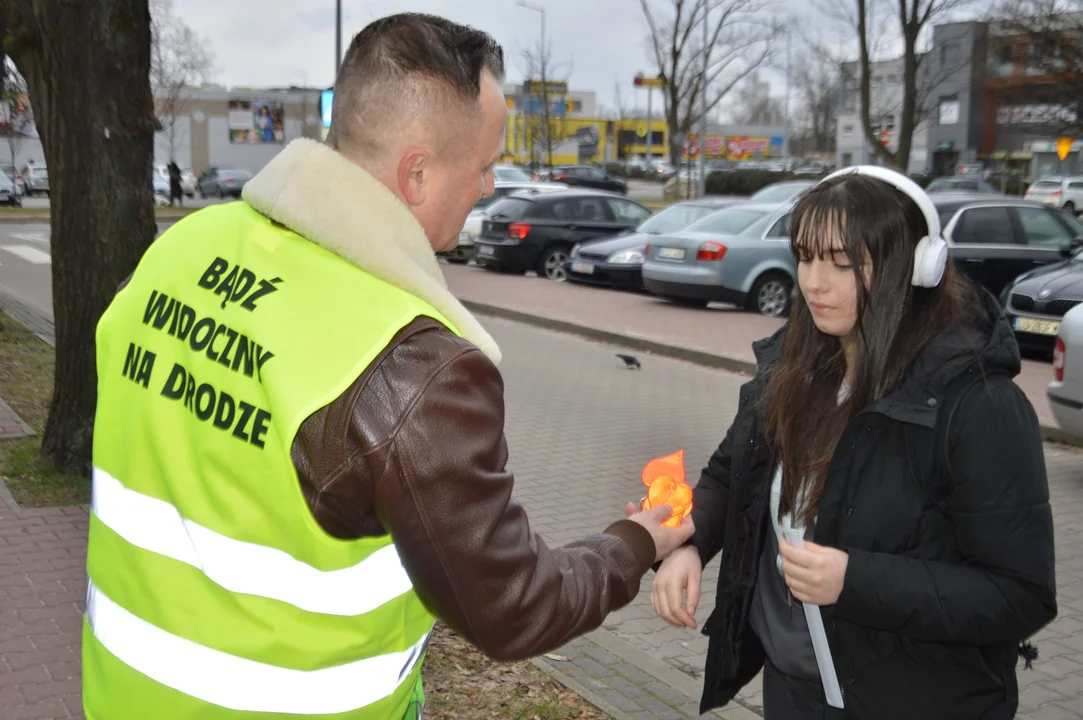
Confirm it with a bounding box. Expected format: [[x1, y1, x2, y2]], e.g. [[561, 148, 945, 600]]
[[796, 228, 872, 339]]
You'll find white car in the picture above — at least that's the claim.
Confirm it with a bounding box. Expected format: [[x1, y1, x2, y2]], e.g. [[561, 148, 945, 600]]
[[1025, 175, 1083, 215], [155, 165, 197, 197], [1049, 302, 1083, 441], [439, 181, 567, 263]]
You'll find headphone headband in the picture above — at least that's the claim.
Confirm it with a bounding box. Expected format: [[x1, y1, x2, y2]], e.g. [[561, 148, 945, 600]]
[[814, 165, 947, 288], [817, 165, 941, 241]]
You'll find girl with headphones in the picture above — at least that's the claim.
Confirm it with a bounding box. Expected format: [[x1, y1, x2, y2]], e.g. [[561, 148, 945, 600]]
[[652, 167, 1057, 719]]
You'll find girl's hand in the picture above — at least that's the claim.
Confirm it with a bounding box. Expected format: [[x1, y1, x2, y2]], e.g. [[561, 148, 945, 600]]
[[779, 539, 849, 606], [651, 545, 702, 629]]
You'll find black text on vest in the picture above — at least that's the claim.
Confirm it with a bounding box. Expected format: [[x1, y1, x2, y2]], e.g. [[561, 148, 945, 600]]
[[143, 290, 275, 382], [160, 362, 272, 449], [122, 343, 156, 389], [198, 257, 282, 312]]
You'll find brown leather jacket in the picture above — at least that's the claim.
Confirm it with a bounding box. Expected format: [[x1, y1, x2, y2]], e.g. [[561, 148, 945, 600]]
[[291, 316, 655, 661]]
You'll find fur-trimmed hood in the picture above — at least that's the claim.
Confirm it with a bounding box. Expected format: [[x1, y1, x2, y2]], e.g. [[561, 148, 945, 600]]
[[241, 138, 501, 365]]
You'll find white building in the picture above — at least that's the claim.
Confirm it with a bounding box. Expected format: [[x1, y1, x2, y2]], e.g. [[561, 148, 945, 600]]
[[836, 57, 931, 174]]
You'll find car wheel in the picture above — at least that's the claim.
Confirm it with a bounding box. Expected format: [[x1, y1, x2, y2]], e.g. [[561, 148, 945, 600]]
[[750, 272, 793, 317], [539, 246, 571, 281], [665, 296, 709, 308], [217, 187, 225, 199], [1066, 201, 1077, 215], [445, 257, 469, 264]]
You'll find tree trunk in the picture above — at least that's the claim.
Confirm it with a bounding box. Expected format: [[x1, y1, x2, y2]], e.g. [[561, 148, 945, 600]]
[[3, 0, 158, 476]]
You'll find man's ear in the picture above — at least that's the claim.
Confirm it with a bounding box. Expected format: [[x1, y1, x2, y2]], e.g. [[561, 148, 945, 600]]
[[397, 148, 429, 207]]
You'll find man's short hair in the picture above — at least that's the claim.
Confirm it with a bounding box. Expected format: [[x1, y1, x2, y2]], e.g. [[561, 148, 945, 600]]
[[329, 13, 505, 159]]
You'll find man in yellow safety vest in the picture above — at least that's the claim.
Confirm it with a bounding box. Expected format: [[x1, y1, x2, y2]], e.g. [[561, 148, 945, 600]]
[[84, 12, 694, 719]]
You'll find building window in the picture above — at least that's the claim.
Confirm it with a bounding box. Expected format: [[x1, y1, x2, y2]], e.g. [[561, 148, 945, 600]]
[[939, 96, 960, 125], [572, 100, 583, 112], [886, 74, 898, 84], [941, 42, 961, 69], [884, 114, 896, 130], [842, 152, 853, 167], [843, 123, 855, 136]]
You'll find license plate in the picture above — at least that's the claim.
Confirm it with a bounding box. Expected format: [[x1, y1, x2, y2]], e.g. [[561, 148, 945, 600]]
[[477, 245, 495, 256], [1014, 316, 1060, 335], [658, 247, 686, 260], [571, 261, 594, 275]]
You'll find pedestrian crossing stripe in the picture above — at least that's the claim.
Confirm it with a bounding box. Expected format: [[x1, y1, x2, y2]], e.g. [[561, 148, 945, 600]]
[[0, 244, 51, 264]]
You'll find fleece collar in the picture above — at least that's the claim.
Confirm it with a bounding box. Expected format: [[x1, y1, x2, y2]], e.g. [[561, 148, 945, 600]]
[[241, 138, 501, 365]]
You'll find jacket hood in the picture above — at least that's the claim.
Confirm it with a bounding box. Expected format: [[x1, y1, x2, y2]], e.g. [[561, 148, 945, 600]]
[[241, 138, 501, 365], [752, 287, 1020, 428]]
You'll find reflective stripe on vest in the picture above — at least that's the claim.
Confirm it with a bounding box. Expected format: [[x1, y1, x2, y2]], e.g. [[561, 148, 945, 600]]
[[87, 581, 431, 715], [91, 466, 414, 616], [86, 202, 458, 717]]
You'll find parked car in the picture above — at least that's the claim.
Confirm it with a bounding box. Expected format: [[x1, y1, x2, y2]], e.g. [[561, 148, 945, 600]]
[[152, 173, 171, 207], [641, 202, 796, 316], [20, 163, 47, 196], [0, 165, 24, 200], [155, 164, 197, 197], [493, 165, 534, 183], [1025, 175, 1083, 214], [1050, 303, 1083, 442], [548, 166, 628, 194], [197, 168, 252, 198], [473, 189, 651, 281], [438, 181, 567, 263], [747, 180, 815, 204], [929, 192, 1083, 299], [567, 197, 742, 290], [925, 177, 1000, 194], [1003, 244, 1083, 352], [0, 171, 19, 206]]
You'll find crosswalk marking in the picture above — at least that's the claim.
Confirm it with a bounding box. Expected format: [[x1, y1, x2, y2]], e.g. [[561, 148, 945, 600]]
[[1, 244, 51, 264], [10, 232, 48, 245]]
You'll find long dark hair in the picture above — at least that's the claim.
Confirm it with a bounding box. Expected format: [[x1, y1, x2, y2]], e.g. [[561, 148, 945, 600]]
[[765, 172, 980, 527]]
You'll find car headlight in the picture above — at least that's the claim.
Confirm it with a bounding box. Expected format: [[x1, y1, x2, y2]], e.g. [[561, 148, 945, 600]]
[[608, 250, 645, 265], [571, 243, 581, 258]]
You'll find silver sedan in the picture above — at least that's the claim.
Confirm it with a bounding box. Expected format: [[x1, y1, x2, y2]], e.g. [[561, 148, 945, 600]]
[[640, 202, 796, 316], [1050, 302, 1083, 441]]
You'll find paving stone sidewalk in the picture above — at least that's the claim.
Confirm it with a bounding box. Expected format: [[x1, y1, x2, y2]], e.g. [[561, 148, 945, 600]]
[[2, 311, 1082, 719]]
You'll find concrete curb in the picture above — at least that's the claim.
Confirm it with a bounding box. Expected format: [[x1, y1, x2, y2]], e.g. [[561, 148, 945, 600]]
[[0, 213, 192, 224], [464, 300, 1083, 450]]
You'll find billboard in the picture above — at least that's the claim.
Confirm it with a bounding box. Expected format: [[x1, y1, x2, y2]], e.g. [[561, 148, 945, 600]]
[[726, 135, 784, 161], [228, 99, 285, 144], [321, 89, 333, 128]]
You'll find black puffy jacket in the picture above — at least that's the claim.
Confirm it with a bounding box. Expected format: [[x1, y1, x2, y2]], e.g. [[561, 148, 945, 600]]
[[691, 292, 1058, 719]]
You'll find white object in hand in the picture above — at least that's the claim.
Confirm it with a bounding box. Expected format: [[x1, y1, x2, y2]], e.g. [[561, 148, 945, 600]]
[[782, 528, 845, 709]]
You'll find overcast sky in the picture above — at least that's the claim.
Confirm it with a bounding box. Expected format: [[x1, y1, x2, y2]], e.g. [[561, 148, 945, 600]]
[[173, 0, 862, 115]]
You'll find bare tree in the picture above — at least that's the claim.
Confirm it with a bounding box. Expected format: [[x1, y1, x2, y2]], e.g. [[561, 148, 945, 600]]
[[0, 58, 33, 166], [519, 42, 572, 168], [989, 1, 1083, 136], [151, 0, 214, 164], [2, 0, 158, 475], [729, 71, 786, 125], [788, 47, 841, 156], [844, 0, 977, 170], [640, 0, 782, 165]]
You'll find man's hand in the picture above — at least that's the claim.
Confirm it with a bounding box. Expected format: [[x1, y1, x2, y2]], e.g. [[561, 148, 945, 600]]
[[779, 539, 849, 606], [625, 502, 695, 562]]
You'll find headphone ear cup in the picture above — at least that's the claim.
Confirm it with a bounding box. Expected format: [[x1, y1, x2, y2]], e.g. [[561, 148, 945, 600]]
[[912, 235, 948, 288]]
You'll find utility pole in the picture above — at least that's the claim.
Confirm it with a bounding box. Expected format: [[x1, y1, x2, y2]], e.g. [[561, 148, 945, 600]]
[[335, 0, 342, 79], [698, 0, 709, 198], [517, 1, 549, 169]]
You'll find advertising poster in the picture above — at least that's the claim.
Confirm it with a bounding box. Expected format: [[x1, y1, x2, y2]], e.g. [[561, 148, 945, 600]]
[[229, 99, 285, 144]]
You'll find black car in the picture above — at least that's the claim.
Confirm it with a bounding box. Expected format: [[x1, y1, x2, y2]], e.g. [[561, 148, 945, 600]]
[[1004, 249, 1083, 352], [930, 193, 1083, 299], [473, 190, 651, 281], [567, 197, 740, 290], [549, 166, 628, 194]]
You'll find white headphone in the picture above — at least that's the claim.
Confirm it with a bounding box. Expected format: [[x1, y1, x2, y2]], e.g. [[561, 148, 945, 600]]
[[816, 165, 948, 288]]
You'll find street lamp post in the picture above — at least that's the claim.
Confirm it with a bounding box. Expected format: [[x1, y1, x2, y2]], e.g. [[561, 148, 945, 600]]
[[335, 0, 342, 80], [517, 1, 548, 167], [698, 1, 709, 198]]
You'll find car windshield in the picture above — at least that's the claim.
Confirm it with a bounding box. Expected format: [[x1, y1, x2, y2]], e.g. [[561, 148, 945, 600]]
[[637, 204, 720, 234], [494, 166, 532, 182], [750, 184, 804, 203], [685, 208, 769, 235]]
